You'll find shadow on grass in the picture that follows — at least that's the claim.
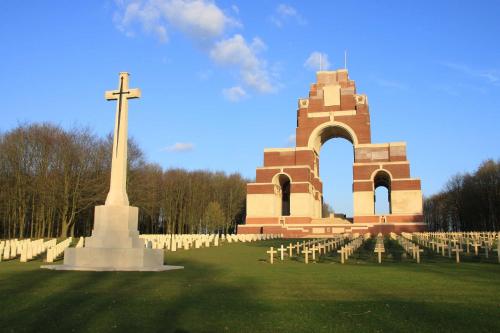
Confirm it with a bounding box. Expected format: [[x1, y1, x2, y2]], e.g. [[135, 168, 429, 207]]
[[0, 259, 268, 333]]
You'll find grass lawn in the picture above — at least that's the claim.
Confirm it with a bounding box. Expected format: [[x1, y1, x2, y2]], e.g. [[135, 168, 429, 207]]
[[0, 238, 499, 333]]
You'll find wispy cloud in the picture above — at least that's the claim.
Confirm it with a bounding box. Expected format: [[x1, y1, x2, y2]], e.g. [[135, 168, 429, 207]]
[[162, 142, 194, 152], [222, 86, 247, 102], [287, 134, 296, 145], [304, 52, 330, 71], [270, 4, 306, 28], [442, 62, 500, 83]]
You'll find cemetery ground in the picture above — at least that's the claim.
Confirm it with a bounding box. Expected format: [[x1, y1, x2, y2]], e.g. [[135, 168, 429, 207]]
[[1, 239, 499, 333]]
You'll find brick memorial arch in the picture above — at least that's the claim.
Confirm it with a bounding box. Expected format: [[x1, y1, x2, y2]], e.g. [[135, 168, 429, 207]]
[[238, 69, 426, 237]]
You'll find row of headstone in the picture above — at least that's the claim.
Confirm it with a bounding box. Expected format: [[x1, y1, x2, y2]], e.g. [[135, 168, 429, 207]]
[[391, 232, 424, 263], [411, 231, 500, 263], [266, 234, 348, 264], [0, 238, 57, 262], [141, 233, 281, 252], [338, 233, 369, 264], [373, 233, 385, 264], [46, 238, 72, 263]]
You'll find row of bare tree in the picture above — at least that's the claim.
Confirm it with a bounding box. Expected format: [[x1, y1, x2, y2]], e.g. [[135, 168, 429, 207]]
[[0, 123, 247, 239], [424, 159, 500, 231]]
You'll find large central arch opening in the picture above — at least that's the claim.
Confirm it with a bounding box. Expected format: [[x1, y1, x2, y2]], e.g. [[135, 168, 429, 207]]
[[312, 123, 356, 219], [319, 138, 354, 218]]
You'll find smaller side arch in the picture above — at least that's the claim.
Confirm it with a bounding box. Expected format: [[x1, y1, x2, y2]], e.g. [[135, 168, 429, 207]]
[[371, 169, 392, 215], [272, 173, 292, 216], [370, 168, 394, 187], [272, 172, 293, 185]]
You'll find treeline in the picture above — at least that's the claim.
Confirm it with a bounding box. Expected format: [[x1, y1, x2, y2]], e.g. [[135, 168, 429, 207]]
[[0, 123, 247, 239], [424, 159, 500, 231]]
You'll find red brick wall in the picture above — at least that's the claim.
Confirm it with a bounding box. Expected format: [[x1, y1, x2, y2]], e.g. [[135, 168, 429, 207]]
[[247, 184, 274, 194], [255, 168, 280, 183]]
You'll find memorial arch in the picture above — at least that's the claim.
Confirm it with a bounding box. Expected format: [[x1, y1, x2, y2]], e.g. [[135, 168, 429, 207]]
[[239, 69, 425, 237]]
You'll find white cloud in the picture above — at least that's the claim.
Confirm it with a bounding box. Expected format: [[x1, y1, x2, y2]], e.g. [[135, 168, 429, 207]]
[[163, 142, 195, 152], [287, 134, 296, 145], [270, 4, 306, 28], [304, 51, 330, 71], [113, 1, 278, 96], [210, 34, 274, 93], [114, 0, 239, 43], [222, 86, 247, 102]]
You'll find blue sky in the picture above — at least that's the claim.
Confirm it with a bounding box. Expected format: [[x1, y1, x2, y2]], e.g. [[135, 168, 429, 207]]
[[1, 1, 499, 215]]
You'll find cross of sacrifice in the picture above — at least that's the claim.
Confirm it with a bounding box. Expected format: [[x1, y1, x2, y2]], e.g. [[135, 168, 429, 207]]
[[267, 247, 277, 264], [278, 244, 286, 261], [104, 72, 141, 206]]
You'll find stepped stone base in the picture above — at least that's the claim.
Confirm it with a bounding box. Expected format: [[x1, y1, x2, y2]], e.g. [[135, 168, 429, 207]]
[[42, 247, 183, 271], [41, 204, 183, 272]]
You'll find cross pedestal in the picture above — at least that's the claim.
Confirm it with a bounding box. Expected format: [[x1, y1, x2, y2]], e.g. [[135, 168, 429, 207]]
[[42, 73, 182, 271]]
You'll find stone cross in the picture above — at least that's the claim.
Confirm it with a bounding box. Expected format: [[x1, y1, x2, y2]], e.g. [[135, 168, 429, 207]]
[[452, 245, 463, 263], [267, 247, 277, 264], [471, 241, 481, 256], [295, 242, 301, 254], [303, 247, 311, 264], [483, 242, 490, 259], [318, 243, 325, 255], [104, 72, 141, 206], [338, 246, 345, 264], [287, 243, 294, 257], [415, 245, 424, 264], [439, 241, 446, 256], [374, 245, 385, 264], [278, 244, 286, 260], [493, 236, 500, 263], [311, 244, 317, 261]]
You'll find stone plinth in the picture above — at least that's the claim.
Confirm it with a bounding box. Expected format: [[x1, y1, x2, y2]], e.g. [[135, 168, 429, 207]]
[[42, 205, 182, 272]]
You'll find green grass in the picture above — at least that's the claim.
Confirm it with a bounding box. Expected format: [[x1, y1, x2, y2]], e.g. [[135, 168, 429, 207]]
[[1, 239, 499, 333]]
